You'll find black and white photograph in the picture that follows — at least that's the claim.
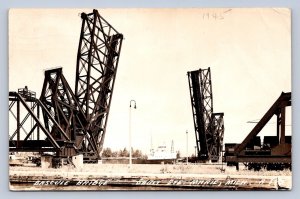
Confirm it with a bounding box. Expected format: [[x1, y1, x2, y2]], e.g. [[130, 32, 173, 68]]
[[8, 8, 291, 191]]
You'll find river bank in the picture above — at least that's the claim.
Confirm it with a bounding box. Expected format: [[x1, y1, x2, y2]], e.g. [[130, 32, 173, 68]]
[[9, 163, 292, 191]]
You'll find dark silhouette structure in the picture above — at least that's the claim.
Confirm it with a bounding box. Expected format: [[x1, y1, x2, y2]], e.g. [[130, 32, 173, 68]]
[[223, 92, 291, 170], [9, 9, 123, 163], [187, 67, 224, 162]]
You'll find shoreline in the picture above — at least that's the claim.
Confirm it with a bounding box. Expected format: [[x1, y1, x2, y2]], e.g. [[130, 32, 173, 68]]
[[9, 164, 292, 191]]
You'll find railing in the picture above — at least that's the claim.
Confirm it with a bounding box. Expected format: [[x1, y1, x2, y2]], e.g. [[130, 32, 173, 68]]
[[18, 88, 36, 99]]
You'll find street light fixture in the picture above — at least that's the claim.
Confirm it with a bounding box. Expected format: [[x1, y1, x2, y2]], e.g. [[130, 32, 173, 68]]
[[186, 130, 188, 165], [129, 100, 136, 166]]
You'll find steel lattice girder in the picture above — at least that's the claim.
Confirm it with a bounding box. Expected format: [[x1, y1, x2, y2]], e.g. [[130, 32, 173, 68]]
[[9, 76, 81, 157], [40, 68, 100, 157], [187, 67, 224, 161], [75, 9, 123, 158], [210, 113, 224, 161], [9, 10, 123, 161], [9, 92, 62, 152], [234, 92, 291, 156], [224, 92, 291, 167], [188, 70, 209, 159]]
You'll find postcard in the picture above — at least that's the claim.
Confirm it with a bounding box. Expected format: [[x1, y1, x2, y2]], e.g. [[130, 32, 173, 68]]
[[8, 8, 291, 191]]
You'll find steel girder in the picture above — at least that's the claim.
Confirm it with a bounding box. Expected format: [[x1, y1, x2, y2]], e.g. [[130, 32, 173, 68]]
[[188, 70, 209, 159], [223, 92, 291, 169], [234, 92, 291, 156], [75, 9, 123, 160], [41, 68, 78, 142], [187, 67, 224, 162], [9, 92, 62, 152], [9, 10, 123, 163], [40, 68, 99, 157], [211, 113, 224, 161]]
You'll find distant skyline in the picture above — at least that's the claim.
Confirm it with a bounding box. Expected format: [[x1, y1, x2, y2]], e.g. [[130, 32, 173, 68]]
[[9, 8, 291, 156]]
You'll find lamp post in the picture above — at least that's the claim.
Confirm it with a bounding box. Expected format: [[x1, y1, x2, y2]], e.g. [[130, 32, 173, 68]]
[[186, 130, 188, 165], [129, 100, 136, 166]]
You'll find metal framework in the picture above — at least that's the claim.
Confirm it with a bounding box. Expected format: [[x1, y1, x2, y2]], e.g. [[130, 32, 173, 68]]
[[40, 68, 88, 157], [187, 67, 224, 162], [224, 92, 291, 170], [9, 9, 123, 163], [211, 113, 224, 162], [75, 9, 123, 161], [9, 91, 62, 152]]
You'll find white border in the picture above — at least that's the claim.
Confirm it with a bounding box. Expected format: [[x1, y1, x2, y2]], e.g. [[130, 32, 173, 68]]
[[1, 0, 299, 198]]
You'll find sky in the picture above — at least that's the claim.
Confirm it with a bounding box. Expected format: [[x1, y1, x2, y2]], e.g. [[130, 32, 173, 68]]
[[9, 8, 291, 156]]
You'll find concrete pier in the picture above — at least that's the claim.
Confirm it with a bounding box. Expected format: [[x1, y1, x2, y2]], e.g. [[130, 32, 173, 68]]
[[72, 155, 83, 169], [41, 156, 53, 169]]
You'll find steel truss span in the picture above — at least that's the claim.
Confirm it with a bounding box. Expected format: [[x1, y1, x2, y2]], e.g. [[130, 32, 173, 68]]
[[9, 9, 123, 164], [187, 67, 224, 162], [75, 10, 123, 161], [224, 92, 291, 170]]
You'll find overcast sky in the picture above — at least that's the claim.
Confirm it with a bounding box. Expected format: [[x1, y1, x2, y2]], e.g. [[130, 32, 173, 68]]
[[9, 8, 291, 156]]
